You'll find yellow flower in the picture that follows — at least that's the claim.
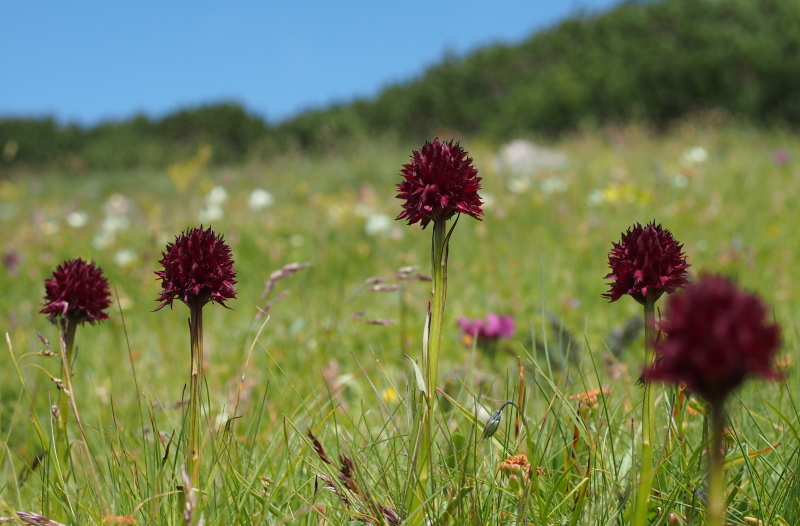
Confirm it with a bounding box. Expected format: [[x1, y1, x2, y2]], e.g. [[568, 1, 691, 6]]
[[381, 387, 398, 404]]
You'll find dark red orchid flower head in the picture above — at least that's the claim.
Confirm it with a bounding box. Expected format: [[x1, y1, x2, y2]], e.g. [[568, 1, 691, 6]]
[[643, 274, 781, 408], [396, 138, 483, 229], [155, 226, 237, 310], [41, 258, 111, 325], [604, 221, 690, 304]]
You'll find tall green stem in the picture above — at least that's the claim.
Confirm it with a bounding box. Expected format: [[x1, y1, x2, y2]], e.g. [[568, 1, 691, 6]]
[[406, 217, 450, 523], [187, 301, 204, 479], [427, 217, 448, 404], [707, 405, 726, 526], [632, 298, 656, 525], [57, 318, 78, 467]]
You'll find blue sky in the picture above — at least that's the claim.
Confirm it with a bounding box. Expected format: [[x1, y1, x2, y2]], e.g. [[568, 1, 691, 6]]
[[2, 1, 621, 126]]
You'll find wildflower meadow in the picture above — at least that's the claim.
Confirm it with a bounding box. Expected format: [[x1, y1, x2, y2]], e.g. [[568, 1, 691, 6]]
[[1, 121, 799, 525]]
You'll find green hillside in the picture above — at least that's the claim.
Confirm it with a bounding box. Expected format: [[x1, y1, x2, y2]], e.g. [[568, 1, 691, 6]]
[[3, 0, 800, 172]]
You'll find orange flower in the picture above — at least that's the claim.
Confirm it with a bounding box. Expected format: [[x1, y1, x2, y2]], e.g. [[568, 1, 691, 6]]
[[570, 388, 609, 413], [103, 515, 136, 525]]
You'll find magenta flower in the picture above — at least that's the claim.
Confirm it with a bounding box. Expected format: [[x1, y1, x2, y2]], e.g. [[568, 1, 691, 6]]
[[604, 221, 690, 304], [155, 226, 237, 310], [643, 275, 781, 408], [41, 258, 111, 325], [458, 313, 515, 345], [772, 149, 790, 166], [396, 138, 483, 229]]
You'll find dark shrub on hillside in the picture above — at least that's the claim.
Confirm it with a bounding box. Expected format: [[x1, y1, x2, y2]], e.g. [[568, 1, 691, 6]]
[[3, 0, 800, 171]]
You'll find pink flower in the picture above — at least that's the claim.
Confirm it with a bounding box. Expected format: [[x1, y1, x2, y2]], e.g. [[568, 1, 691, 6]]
[[772, 149, 790, 166], [458, 313, 515, 344]]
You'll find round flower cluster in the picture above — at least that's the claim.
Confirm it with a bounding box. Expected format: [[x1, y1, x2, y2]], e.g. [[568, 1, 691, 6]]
[[396, 138, 483, 229], [644, 275, 781, 408], [604, 221, 690, 304], [41, 258, 111, 324], [155, 226, 237, 310]]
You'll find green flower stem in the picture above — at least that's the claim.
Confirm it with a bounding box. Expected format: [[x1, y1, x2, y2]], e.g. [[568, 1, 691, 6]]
[[632, 298, 657, 526], [427, 217, 448, 408], [406, 216, 451, 523], [187, 300, 205, 479], [707, 405, 726, 526], [57, 317, 78, 466]]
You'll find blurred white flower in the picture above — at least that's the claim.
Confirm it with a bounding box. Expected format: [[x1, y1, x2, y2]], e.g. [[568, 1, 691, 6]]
[[248, 188, 274, 211], [102, 214, 130, 232], [66, 210, 89, 228], [105, 193, 132, 216], [682, 146, 708, 164], [93, 230, 115, 249], [364, 213, 393, 236], [495, 139, 569, 176], [507, 177, 531, 194], [540, 176, 569, 194], [586, 189, 605, 206], [672, 174, 689, 188], [206, 186, 228, 206], [113, 248, 137, 267], [199, 204, 224, 223], [481, 192, 495, 209], [94, 193, 133, 248]]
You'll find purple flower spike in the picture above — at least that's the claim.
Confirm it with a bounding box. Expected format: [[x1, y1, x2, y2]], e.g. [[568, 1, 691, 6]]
[[459, 312, 515, 345], [485, 312, 516, 339], [772, 149, 790, 166]]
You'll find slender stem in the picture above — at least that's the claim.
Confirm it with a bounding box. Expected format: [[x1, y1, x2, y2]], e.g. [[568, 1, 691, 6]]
[[187, 301, 204, 479], [427, 217, 448, 405], [707, 405, 726, 526], [406, 218, 450, 524], [632, 298, 657, 526], [57, 317, 78, 467]]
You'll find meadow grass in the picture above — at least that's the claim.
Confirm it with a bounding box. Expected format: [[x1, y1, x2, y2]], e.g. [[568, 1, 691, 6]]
[[0, 121, 798, 524]]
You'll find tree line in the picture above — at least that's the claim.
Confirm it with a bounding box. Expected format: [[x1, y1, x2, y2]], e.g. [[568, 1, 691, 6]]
[[3, 0, 799, 172]]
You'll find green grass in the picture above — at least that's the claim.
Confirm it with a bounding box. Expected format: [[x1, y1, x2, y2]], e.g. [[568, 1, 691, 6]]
[[1, 121, 799, 524]]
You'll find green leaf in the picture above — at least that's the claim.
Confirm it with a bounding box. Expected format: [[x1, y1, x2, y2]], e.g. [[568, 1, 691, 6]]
[[405, 353, 426, 396]]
